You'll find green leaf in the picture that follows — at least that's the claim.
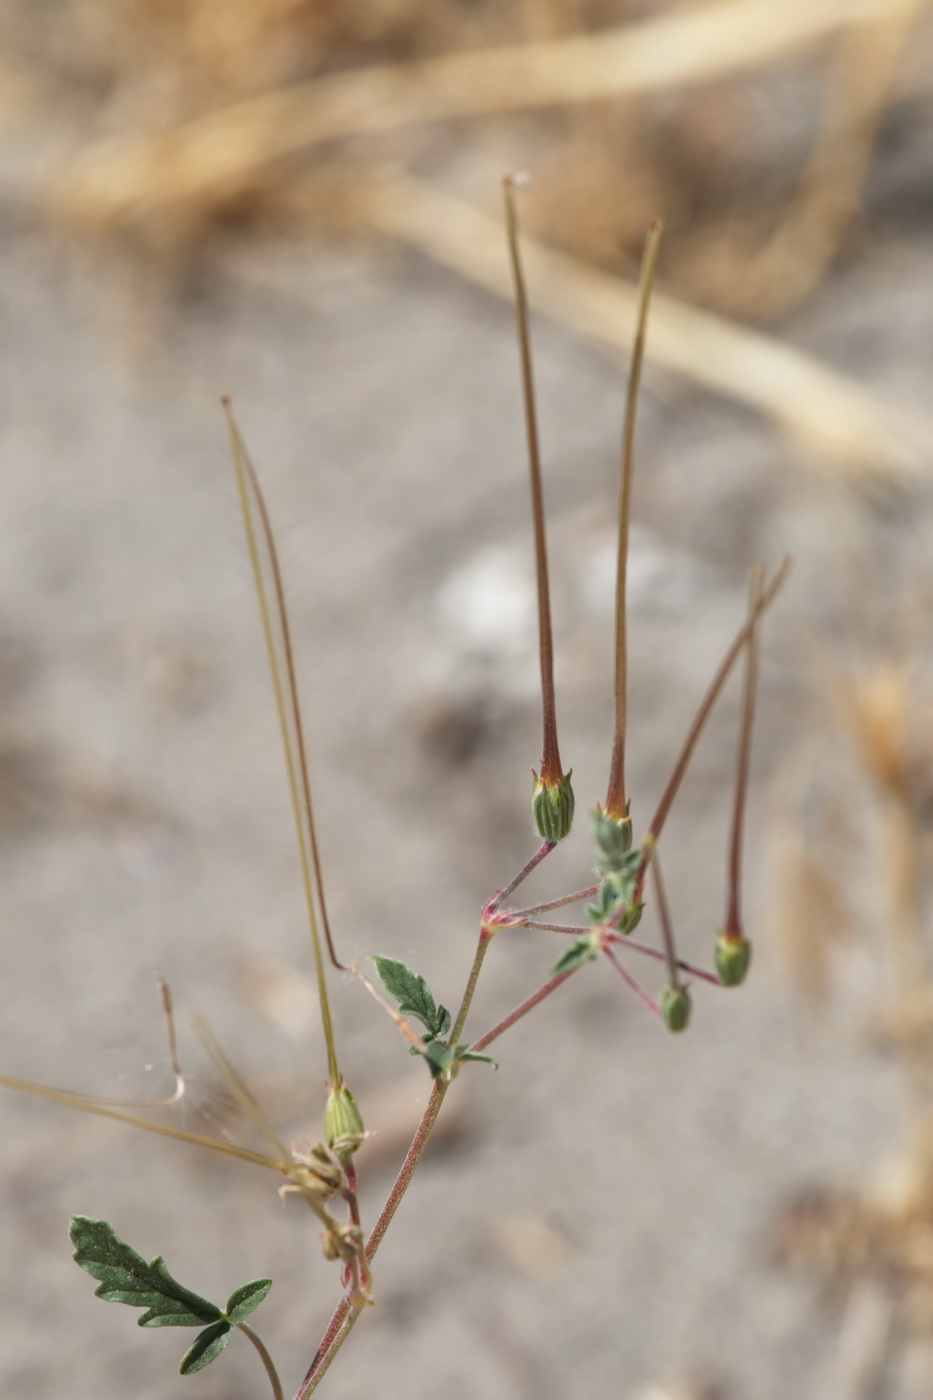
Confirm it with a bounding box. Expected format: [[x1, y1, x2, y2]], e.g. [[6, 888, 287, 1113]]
[[419, 1040, 457, 1078], [550, 935, 599, 976], [418, 1040, 499, 1080], [179, 1321, 233, 1375], [224, 1278, 273, 1325], [70, 1218, 221, 1328], [373, 955, 447, 1037], [456, 1048, 499, 1070], [434, 1004, 452, 1039]]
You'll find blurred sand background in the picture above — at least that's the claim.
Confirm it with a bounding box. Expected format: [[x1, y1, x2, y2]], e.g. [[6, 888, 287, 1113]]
[[2, 2, 933, 1398]]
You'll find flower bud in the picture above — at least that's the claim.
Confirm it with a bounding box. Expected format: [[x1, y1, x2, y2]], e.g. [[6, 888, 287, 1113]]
[[532, 769, 575, 842], [591, 805, 633, 875], [715, 932, 752, 987], [323, 1082, 365, 1164], [660, 984, 691, 1033]]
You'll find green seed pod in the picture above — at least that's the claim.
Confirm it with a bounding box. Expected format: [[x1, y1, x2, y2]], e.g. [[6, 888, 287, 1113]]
[[659, 984, 692, 1033], [323, 1082, 366, 1164], [591, 805, 633, 875], [715, 932, 752, 987], [532, 769, 575, 842]]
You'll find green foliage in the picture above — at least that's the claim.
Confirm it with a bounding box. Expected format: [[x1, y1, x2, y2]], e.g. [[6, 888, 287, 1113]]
[[179, 1321, 234, 1375], [372, 955, 451, 1040], [585, 865, 643, 936], [70, 1217, 271, 1376], [551, 934, 599, 976], [372, 955, 495, 1079], [419, 1040, 498, 1081], [224, 1278, 273, 1324], [591, 806, 633, 875]]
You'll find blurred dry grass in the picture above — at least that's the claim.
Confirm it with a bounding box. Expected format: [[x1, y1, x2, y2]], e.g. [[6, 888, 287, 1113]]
[[2, 0, 932, 479], [769, 585, 933, 1394]]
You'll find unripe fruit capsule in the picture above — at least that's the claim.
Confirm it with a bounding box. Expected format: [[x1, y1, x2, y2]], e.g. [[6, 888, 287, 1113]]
[[532, 770, 575, 842], [660, 984, 691, 1033], [323, 1082, 365, 1164], [715, 933, 752, 987]]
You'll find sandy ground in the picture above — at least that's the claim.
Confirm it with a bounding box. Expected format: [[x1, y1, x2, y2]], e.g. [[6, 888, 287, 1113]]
[[2, 102, 933, 1400]]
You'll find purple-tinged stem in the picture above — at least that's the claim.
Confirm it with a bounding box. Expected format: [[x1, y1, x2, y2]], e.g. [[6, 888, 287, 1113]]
[[296, 881, 582, 1392], [502, 174, 562, 787], [606, 220, 662, 820], [505, 883, 599, 921], [651, 852, 681, 988], [342, 1161, 371, 1300], [515, 920, 722, 985], [520, 919, 592, 934], [469, 967, 581, 1053], [486, 840, 555, 916], [609, 934, 722, 987], [603, 945, 660, 1017], [724, 566, 763, 939], [634, 556, 790, 892], [295, 1082, 447, 1398]]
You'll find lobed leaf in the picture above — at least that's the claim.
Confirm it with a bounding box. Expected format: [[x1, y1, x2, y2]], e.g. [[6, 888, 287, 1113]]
[[225, 1278, 273, 1325], [551, 936, 599, 976], [179, 1321, 233, 1374], [372, 955, 448, 1037], [70, 1218, 220, 1328], [419, 1040, 499, 1080]]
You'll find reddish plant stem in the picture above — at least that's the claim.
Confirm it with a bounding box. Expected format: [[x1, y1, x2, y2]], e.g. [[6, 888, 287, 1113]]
[[724, 566, 763, 937], [296, 946, 582, 1392], [634, 556, 790, 893], [504, 883, 599, 920], [486, 840, 555, 916], [603, 945, 660, 1017], [651, 853, 680, 988], [295, 1082, 447, 1398], [609, 935, 722, 986], [520, 919, 593, 934], [516, 919, 722, 985], [469, 966, 580, 1053], [342, 1162, 371, 1298]]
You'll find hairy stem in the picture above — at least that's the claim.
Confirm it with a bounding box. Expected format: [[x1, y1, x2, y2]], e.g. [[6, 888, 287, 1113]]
[[450, 934, 494, 1045], [504, 882, 599, 920], [295, 1081, 447, 1397], [298, 862, 577, 1393], [237, 1323, 285, 1400], [469, 966, 580, 1052], [603, 945, 660, 1016], [487, 840, 556, 916]]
